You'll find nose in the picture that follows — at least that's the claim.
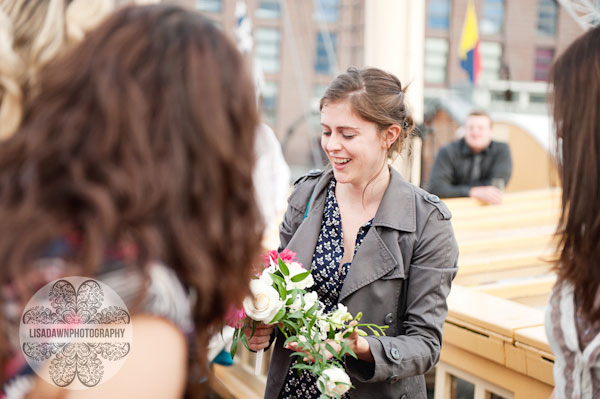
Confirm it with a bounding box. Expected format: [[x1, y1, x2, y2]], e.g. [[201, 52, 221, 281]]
[[324, 132, 342, 153]]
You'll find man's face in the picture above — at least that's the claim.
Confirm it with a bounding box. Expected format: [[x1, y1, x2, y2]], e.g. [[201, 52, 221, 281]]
[[464, 115, 493, 154]]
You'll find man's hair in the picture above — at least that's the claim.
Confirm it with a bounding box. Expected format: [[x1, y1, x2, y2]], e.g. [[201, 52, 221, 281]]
[[467, 110, 493, 127]]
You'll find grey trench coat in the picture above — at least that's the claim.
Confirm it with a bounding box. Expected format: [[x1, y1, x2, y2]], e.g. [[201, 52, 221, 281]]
[[265, 167, 459, 399]]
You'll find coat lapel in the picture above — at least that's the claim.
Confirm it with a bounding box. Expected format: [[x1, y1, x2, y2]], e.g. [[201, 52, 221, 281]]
[[339, 168, 415, 302], [339, 227, 402, 302]]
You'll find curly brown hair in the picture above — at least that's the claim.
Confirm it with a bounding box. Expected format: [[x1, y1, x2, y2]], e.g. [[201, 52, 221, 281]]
[[0, 3, 262, 382]]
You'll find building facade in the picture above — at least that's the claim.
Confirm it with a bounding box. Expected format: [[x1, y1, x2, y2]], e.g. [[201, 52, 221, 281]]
[[174, 0, 366, 170], [424, 0, 584, 91]]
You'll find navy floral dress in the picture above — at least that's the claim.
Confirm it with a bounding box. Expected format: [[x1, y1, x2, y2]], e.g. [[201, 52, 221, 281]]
[[279, 178, 373, 399]]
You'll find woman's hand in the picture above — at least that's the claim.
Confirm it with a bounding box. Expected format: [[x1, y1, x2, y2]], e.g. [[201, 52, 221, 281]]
[[244, 322, 274, 351], [286, 324, 374, 363]]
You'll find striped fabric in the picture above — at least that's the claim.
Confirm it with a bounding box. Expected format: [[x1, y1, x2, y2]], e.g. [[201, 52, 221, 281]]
[[546, 281, 600, 399]]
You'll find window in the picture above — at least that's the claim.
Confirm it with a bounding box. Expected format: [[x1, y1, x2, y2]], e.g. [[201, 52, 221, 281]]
[[196, 0, 222, 13], [427, 0, 451, 30], [537, 0, 558, 36], [256, 0, 280, 19], [261, 80, 278, 126], [314, 32, 337, 75], [481, 0, 504, 35], [255, 28, 281, 73], [424, 38, 448, 84], [314, 0, 340, 23], [534, 47, 555, 81], [480, 41, 503, 82]]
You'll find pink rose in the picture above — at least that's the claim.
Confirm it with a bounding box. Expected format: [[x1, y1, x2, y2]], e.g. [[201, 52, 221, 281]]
[[225, 306, 246, 328], [262, 249, 298, 268]]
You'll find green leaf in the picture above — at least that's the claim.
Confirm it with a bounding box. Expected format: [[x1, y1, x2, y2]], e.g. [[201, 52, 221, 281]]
[[274, 279, 287, 300], [345, 345, 357, 359], [278, 255, 289, 276], [230, 337, 238, 359], [251, 321, 257, 337], [269, 307, 287, 324], [288, 311, 303, 319], [290, 351, 310, 359], [291, 363, 315, 371], [269, 272, 285, 285], [284, 335, 299, 346], [325, 343, 339, 360], [290, 269, 312, 282], [283, 320, 299, 333], [240, 333, 250, 351]]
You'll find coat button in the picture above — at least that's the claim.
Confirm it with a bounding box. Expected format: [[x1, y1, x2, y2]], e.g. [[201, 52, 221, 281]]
[[384, 313, 394, 325], [386, 375, 400, 384], [426, 193, 440, 203], [390, 347, 400, 360]]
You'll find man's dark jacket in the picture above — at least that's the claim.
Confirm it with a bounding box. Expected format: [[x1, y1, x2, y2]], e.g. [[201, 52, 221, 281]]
[[427, 138, 512, 198]]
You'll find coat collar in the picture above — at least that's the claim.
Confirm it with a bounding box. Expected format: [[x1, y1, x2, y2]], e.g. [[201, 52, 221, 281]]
[[306, 167, 417, 232]]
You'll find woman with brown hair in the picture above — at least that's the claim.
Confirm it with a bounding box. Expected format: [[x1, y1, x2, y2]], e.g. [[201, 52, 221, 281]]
[[545, 24, 600, 399], [0, 4, 262, 398], [248, 67, 459, 399]]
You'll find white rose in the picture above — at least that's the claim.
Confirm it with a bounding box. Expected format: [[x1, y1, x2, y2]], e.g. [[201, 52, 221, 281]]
[[242, 279, 283, 323], [317, 366, 352, 397], [285, 262, 315, 290], [329, 304, 352, 328]]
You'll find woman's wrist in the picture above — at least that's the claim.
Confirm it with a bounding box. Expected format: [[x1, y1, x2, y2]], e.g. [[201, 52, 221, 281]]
[[354, 336, 374, 362]]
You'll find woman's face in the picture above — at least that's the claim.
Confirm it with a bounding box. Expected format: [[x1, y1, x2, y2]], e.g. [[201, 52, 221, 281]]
[[320, 100, 388, 187]]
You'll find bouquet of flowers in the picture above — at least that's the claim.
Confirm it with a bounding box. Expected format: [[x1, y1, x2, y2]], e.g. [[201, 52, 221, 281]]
[[227, 250, 388, 399]]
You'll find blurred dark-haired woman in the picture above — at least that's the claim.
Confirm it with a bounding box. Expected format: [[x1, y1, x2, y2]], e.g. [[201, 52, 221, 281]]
[[545, 24, 600, 399], [0, 5, 262, 398]]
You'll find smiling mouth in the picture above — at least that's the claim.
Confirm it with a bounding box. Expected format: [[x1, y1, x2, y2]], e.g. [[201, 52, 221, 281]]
[[332, 158, 351, 165]]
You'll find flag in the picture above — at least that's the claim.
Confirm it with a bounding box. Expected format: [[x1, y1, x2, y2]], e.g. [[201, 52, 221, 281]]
[[459, 1, 482, 84]]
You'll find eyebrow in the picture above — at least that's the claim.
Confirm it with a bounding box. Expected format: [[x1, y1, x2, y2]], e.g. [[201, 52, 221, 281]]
[[320, 123, 360, 131]]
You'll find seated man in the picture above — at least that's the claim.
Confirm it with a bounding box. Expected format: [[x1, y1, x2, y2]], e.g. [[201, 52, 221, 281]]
[[427, 110, 512, 204]]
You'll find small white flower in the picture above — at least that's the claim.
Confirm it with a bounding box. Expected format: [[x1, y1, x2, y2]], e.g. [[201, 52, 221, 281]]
[[317, 366, 351, 397], [285, 262, 315, 290], [329, 304, 352, 328], [302, 291, 319, 311], [318, 319, 330, 340], [243, 279, 283, 323], [288, 295, 302, 313]]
